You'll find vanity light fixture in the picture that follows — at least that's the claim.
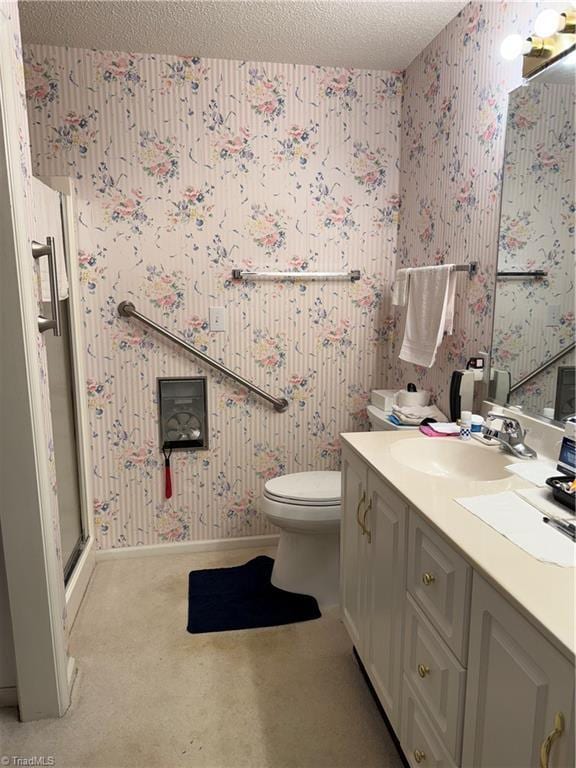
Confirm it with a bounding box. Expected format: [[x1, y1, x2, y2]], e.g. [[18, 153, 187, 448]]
[[500, 34, 534, 61], [534, 8, 576, 37], [501, 5, 576, 77]]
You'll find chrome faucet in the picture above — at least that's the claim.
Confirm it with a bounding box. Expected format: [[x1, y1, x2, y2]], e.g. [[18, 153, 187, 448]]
[[481, 412, 537, 460]]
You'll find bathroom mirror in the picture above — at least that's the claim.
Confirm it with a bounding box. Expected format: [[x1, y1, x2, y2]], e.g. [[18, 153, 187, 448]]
[[490, 51, 575, 423]]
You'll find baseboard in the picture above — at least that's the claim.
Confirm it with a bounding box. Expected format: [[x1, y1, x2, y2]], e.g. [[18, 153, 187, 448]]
[[95, 534, 280, 561], [0, 686, 17, 708], [65, 538, 95, 631]]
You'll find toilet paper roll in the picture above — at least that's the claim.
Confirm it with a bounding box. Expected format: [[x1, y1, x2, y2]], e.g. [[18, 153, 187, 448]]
[[396, 390, 431, 407]]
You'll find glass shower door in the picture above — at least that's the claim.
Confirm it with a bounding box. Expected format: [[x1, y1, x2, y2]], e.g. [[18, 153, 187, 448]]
[[32, 177, 85, 582]]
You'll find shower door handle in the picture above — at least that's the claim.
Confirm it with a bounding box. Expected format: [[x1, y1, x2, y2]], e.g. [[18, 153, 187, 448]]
[[32, 237, 61, 336]]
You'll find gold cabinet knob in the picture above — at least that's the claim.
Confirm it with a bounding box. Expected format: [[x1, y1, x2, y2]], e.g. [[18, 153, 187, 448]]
[[414, 749, 426, 763], [417, 663, 430, 678], [422, 572, 436, 586]]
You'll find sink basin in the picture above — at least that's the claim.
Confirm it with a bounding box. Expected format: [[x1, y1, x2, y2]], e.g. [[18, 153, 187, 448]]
[[390, 438, 511, 481]]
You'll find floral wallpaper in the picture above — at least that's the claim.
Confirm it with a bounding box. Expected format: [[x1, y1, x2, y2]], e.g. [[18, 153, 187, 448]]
[[25, 46, 401, 548], [492, 81, 574, 416], [390, 2, 541, 413]]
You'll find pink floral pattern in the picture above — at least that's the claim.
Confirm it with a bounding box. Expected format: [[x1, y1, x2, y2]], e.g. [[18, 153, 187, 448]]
[[246, 68, 286, 123], [102, 189, 149, 235], [144, 265, 185, 315], [254, 444, 287, 480], [253, 330, 286, 370], [24, 53, 59, 109], [318, 68, 359, 111], [138, 131, 179, 185], [95, 51, 143, 95], [273, 123, 318, 166], [48, 110, 99, 157], [167, 185, 214, 230], [160, 57, 209, 96], [247, 204, 287, 254], [350, 142, 389, 192], [26, 45, 400, 548]]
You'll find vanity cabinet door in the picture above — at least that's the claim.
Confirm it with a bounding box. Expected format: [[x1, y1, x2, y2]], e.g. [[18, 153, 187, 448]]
[[462, 574, 575, 768], [365, 471, 408, 732], [340, 445, 370, 657]]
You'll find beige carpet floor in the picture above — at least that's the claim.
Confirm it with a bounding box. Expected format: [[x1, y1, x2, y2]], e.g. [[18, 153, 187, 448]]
[[0, 546, 404, 768]]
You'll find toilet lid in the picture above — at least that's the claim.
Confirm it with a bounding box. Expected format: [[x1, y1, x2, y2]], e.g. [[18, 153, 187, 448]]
[[264, 471, 341, 505]]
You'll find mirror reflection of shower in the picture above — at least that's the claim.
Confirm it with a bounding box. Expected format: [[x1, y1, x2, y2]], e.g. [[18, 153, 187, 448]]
[[490, 52, 576, 422]]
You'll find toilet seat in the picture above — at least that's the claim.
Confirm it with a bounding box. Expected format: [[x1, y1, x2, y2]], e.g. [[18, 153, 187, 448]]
[[264, 471, 341, 506]]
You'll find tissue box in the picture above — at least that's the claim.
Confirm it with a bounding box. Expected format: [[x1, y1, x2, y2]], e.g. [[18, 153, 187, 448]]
[[370, 389, 399, 412]]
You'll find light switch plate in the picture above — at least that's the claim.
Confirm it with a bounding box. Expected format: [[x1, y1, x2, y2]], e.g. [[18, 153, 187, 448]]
[[545, 304, 560, 326], [209, 306, 226, 332]]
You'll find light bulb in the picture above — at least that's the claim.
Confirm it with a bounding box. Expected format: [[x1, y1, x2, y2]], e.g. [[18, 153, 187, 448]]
[[500, 34, 531, 61], [534, 9, 565, 37]]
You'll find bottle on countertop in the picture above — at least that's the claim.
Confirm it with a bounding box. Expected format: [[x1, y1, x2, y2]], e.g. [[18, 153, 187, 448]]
[[460, 410, 472, 441]]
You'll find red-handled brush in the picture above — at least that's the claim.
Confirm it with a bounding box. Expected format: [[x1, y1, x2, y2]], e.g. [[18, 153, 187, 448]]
[[162, 447, 173, 499]]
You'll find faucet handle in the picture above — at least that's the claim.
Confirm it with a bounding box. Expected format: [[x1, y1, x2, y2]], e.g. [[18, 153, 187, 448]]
[[502, 417, 526, 439]]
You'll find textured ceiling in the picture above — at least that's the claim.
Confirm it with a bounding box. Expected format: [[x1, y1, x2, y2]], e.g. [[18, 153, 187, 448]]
[[18, 0, 468, 70]]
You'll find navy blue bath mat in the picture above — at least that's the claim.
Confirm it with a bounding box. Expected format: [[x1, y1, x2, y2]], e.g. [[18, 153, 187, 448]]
[[187, 555, 321, 634]]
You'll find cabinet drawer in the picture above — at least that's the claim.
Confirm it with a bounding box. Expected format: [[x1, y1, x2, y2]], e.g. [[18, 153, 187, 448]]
[[401, 675, 458, 768], [404, 593, 466, 763], [408, 513, 471, 663]]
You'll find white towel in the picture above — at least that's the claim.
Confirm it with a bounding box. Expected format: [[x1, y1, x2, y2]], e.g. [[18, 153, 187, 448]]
[[391, 404, 448, 425], [399, 264, 456, 368], [392, 268, 411, 306], [443, 266, 457, 335]]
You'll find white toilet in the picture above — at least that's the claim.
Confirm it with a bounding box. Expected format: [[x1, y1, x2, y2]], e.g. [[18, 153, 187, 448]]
[[262, 471, 341, 607]]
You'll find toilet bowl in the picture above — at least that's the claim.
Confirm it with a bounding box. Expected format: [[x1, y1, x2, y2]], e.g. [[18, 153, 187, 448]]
[[262, 471, 341, 608]]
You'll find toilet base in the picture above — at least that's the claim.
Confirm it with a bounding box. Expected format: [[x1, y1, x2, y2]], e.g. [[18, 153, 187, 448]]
[[271, 528, 340, 608]]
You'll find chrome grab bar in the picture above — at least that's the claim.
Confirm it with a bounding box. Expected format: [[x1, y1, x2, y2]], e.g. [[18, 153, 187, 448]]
[[32, 238, 61, 336], [117, 301, 289, 413], [232, 269, 361, 282], [510, 342, 576, 393]]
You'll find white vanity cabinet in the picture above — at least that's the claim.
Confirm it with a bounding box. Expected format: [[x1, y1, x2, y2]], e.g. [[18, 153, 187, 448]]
[[463, 574, 575, 768], [340, 445, 408, 731], [340, 439, 575, 768]]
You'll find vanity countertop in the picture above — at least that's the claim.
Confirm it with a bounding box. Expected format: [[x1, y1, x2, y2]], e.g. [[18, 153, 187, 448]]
[[341, 430, 576, 661]]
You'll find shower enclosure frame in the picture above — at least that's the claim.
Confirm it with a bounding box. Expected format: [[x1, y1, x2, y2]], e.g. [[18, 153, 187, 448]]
[[42, 176, 96, 624]]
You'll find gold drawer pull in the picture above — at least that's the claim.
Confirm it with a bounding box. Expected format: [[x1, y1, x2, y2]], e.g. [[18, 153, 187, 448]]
[[417, 664, 430, 678], [422, 572, 436, 586], [540, 712, 564, 768], [356, 491, 366, 535], [413, 749, 426, 763], [362, 499, 372, 544]]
